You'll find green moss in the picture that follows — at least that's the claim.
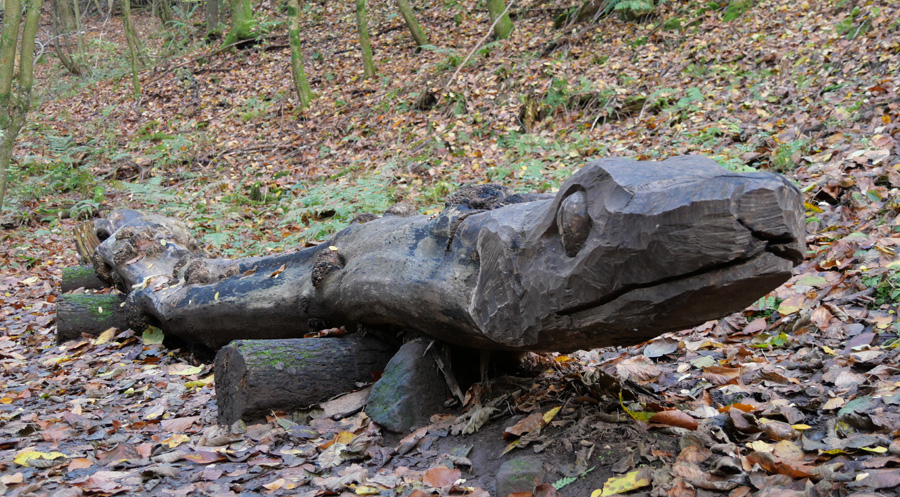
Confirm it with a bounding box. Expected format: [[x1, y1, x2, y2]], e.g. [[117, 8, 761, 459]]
[[239, 342, 316, 369], [62, 293, 121, 317], [62, 265, 96, 279]]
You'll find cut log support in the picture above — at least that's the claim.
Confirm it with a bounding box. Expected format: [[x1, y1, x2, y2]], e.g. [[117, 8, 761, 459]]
[[56, 293, 129, 343], [63, 156, 805, 352], [61, 265, 110, 292], [214, 334, 397, 425]]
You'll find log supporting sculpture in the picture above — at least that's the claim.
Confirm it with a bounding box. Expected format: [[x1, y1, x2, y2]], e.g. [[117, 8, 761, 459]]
[[58, 156, 805, 425]]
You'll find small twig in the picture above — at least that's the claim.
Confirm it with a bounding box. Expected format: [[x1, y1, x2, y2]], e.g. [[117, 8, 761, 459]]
[[443, 0, 515, 93]]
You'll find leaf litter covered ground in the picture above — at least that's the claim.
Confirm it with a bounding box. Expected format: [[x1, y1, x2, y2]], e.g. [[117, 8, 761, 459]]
[[2, 0, 900, 494]]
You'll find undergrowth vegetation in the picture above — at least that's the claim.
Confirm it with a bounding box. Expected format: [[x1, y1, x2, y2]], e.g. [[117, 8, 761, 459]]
[[5, 0, 898, 258]]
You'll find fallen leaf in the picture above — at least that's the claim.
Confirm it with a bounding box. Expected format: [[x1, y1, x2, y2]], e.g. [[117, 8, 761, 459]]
[[68, 458, 93, 471], [649, 410, 698, 430], [591, 469, 651, 497], [142, 326, 165, 345], [423, 466, 461, 488], [0, 473, 23, 484], [15, 450, 66, 467], [503, 412, 544, 439], [160, 416, 200, 432]]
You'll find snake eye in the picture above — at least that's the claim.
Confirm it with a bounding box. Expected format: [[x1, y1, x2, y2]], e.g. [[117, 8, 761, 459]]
[[557, 190, 591, 257]]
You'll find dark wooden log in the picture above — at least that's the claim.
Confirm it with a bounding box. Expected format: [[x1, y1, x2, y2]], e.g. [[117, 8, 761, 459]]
[[56, 293, 129, 343], [61, 265, 109, 292], [67, 156, 805, 352], [214, 334, 397, 425]]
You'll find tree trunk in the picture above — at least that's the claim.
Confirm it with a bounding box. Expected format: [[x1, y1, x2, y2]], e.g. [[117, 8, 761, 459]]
[[49, 0, 84, 75], [396, 0, 428, 49], [63, 157, 805, 352], [0, 0, 42, 213], [214, 334, 397, 425], [71, 0, 87, 60], [206, 0, 221, 36], [153, 0, 174, 26], [486, 0, 512, 39], [354, 0, 375, 78], [62, 265, 110, 292], [56, 293, 130, 342], [287, 0, 311, 108], [121, 0, 145, 98], [222, 0, 255, 46]]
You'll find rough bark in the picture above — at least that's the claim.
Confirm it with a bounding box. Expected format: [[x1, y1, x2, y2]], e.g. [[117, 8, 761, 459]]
[[287, 0, 311, 108], [62, 265, 110, 292], [396, 0, 428, 49], [56, 293, 130, 342], [65, 157, 805, 353], [486, 0, 513, 39], [355, 0, 375, 78], [214, 334, 397, 425]]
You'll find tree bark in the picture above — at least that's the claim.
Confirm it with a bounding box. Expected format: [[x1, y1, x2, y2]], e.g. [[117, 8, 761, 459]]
[[0, 0, 42, 213], [65, 157, 805, 353], [62, 265, 110, 292], [206, 0, 222, 36], [214, 334, 397, 425], [354, 0, 375, 78], [486, 0, 513, 39], [287, 0, 311, 108], [222, 0, 255, 46], [56, 293, 130, 342], [153, 0, 174, 26], [396, 0, 428, 49], [121, 0, 145, 98], [49, 0, 85, 75], [72, 0, 87, 59]]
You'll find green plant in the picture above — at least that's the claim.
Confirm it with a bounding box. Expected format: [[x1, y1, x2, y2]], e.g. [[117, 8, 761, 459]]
[[676, 87, 704, 109], [604, 0, 663, 19], [835, 6, 871, 39], [543, 77, 570, 113], [861, 271, 900, 308], [771, 139, 809, 172], [751, 332, 789, 349], [422, 45, 464, 72], [68, 198, 102, 220], [722, 0, 754, 22], [281, 173, 396, 241], [553, 467, 595, 490], [238, 97, 273, 121], [751, 295, 782, 318]]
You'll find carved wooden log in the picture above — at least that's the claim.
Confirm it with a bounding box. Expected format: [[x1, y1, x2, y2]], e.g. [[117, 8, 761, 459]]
[[61, 156, 805, 352], [56, 293, 129, 343], [61, 265, 109, 292], [214, 334, 397, 425]]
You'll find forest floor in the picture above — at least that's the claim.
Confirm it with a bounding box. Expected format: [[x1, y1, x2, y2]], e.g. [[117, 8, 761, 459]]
[[2, 0, 900, 495]]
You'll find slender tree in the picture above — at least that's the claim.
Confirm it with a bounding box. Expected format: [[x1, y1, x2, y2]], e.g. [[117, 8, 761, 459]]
[[49, 0, 84, 74], [223, 0, 256, 46], [287, 0, 311, 107], [206, 0, 223, 36], [486, 0, 512, 39], [354, 0, 375, 78], [0, 0, 44, 213], [121, 0, 145, 98], [153, 0, 174, 26], [396, 0, 428, 49]]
